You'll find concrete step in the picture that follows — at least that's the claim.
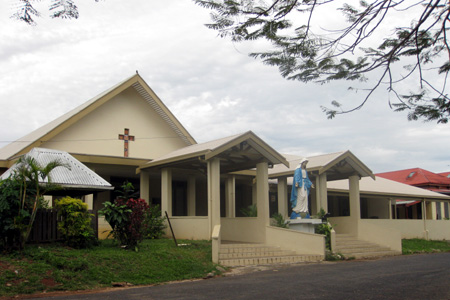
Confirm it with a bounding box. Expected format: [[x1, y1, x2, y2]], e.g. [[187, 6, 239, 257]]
[[337, 246, 393, 254], [219, 249, 296, 259], [219, 254, 324, 267], [334, 234, 401, 259], [219, 243, 323, 267], [345, 250, 400, 259]]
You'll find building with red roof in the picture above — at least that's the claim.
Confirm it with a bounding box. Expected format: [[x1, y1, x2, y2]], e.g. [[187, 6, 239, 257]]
[[377, 168, 450, 219], [377, 168, 450, 195]]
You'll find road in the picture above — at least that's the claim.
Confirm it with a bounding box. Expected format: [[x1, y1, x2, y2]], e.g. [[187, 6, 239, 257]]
[[32, 253, 450, 300]]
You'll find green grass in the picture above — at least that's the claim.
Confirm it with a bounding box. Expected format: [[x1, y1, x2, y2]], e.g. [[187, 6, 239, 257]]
[[0, 239, 219, 297], [402, 238, 450, 255]]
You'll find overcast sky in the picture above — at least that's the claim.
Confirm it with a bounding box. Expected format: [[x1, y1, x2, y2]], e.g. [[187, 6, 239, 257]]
[[0, 0, 449, 174]]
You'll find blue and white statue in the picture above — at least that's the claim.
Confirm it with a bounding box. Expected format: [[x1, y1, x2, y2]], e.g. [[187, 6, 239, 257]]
[[290, 158, 313, 219]]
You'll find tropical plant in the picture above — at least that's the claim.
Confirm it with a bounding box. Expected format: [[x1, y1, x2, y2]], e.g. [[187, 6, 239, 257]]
[[271, 212, 289, 228], [8, 155, 69, 249], [0, 176, 22, 251], [98, 200, 131, 244], [195, 0, 450, 123], [99, 198, 153, 250], [240, 203, 257, 217], [55, 196, 96, 248], [115, 180, 139, 200], [315, 208, 333, 251]]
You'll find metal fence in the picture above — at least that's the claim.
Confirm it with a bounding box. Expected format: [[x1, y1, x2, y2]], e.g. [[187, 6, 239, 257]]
[[27, 209, 99, 243]]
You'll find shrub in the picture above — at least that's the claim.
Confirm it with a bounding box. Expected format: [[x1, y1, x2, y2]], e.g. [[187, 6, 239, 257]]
[[240, 204, 257, 217], [55, 197, 96, 248], [0, 176, 22, 251], [315, 208, 334, 251], [145, 204, 166, 239], [116, 198, 150, 248], [271, 212, 289, 228], [98, 200, 131, 245], [100, 198, 152, 249]]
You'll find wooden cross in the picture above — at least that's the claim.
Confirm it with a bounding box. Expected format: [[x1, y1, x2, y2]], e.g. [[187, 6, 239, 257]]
[[118, 128, 135, 157]]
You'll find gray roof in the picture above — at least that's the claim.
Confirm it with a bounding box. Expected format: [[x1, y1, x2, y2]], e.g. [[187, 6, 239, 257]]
[[328, 176, 450, 201], [139, 131, 289, 172], [1, 148, 113, 192], [269, 151, 374, 180]]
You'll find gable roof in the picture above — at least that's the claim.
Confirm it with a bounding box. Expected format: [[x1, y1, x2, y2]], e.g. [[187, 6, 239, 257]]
[[377, 168, 450, 186], [327, 176, 450, 201], [139, 131, 289, 173], [269, 151, 374, 180], [0, 148, 113, 193], [0, 74, 196, 163]]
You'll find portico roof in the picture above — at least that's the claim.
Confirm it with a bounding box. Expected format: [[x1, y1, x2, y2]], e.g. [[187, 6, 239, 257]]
[[328, 176, 450, 201], [138, 131, 289, 173], [269, 151, 374, 180]]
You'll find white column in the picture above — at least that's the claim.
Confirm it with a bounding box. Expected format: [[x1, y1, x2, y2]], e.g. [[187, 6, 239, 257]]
[[84, 194, 94, 210], [187, 176, 196, 216], [430, 201, 437, 220], [315, 173, 328, 213], [256, 162, 270, 226], [349, 175, 361, 220], [252, 179, 257, 205], [277, 177, 288, 219], [161, 168, 172, 217], [225, 175, 236, 218], [208, 158, 221, 237], [422, 199, 429, 240], [388, 198, 393, 220], [140, 170, 150, 204]]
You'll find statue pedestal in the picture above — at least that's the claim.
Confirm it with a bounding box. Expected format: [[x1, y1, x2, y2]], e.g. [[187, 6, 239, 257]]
[[288, 219, 323, 234]]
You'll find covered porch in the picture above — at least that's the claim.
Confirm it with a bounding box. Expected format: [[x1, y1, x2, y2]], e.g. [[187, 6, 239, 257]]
[[138, 132, 325, 263]]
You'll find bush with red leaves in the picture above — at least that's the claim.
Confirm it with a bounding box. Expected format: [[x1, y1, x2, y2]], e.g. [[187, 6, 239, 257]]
[[113, 198, 150, 249]]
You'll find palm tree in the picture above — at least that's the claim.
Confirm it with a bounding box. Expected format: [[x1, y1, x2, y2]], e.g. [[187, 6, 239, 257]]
[[14, 155, 70, 248]]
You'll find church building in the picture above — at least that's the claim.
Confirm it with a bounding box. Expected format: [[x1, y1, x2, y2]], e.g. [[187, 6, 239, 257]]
[[1, 74, 449, 265]]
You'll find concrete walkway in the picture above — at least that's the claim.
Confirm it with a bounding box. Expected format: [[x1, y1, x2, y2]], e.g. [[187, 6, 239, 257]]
[[30, 253, 450, 300]]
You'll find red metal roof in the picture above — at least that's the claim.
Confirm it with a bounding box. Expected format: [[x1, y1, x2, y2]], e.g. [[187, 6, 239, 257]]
[[376, 168, 450, 187], [438, 172, 450, 179]]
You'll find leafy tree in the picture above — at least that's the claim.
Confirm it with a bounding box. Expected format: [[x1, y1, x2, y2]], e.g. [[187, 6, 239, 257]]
[[194, 0, 450, 123], [11, 0, 99, 25]]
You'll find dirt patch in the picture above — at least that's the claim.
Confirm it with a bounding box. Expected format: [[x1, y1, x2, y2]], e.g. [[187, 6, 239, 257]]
[[41, 271, 58, 288]]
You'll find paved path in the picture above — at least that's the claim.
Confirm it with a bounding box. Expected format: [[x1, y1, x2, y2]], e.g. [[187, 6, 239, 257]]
[[34, 253, 450, 300]]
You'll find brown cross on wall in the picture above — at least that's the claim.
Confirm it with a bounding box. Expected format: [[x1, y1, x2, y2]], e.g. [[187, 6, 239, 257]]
[[118, 128, 135, 157]]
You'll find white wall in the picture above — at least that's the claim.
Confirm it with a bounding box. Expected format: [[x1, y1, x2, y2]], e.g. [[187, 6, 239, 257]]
[[221, 218, 266, 243], [163, 217, 210, 240], [265, 226, 325, 256]]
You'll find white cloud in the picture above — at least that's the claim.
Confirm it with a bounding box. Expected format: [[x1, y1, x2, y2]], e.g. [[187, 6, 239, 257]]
[[0, 0, 449, 175]]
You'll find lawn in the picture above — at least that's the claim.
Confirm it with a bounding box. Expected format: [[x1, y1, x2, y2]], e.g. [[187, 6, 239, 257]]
[[402, 238, 450, 255], [0, 239, 220, 298]]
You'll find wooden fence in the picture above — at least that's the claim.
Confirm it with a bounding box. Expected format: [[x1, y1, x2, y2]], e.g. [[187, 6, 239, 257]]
[[27, 209, 99, 244]]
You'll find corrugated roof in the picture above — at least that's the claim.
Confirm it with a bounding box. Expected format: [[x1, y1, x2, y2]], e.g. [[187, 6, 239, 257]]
[[377, 168, 450, 186], [0, 148, 113, 191], [140, 131, 289, 170], [327, 176, 450, 201], [0, 74, 196, 161], [270, 152, 345, 175], [269, 150, 374, 180]]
